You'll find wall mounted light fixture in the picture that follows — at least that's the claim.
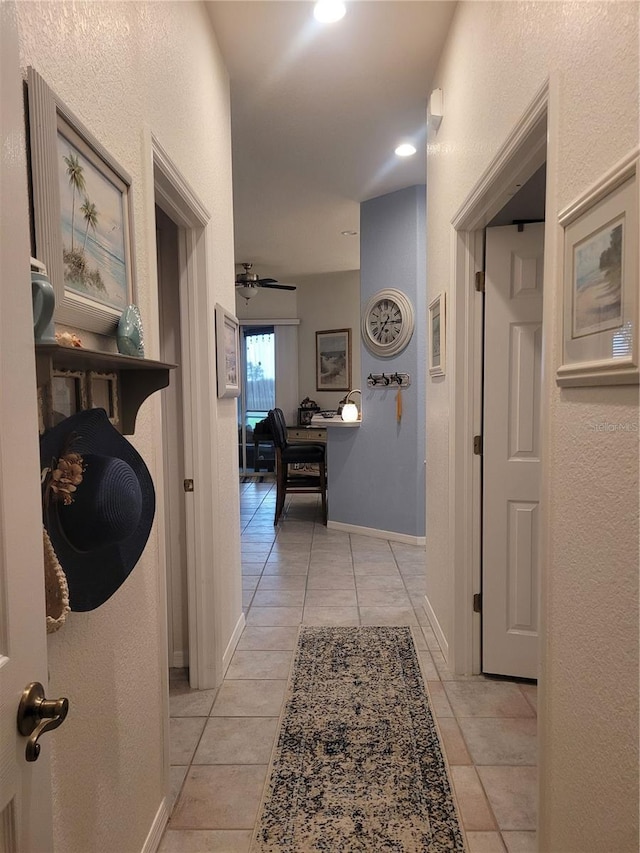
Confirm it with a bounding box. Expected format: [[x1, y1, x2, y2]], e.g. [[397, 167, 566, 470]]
[[429, 88, 444, 132], [314, 1, 346, 23]]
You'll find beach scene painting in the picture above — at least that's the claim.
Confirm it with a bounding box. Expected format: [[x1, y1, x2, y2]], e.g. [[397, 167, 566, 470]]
[[431, 303, 441, 366], [57, 131, 129, 311], [572, 218, 624, 339], [215, 305, 241, 397], [316, 329, 351, 391], [224, 320, 238, 387]]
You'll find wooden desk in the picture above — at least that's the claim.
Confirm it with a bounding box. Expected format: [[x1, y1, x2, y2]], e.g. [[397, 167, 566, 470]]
[[287, 426, 327, 444]]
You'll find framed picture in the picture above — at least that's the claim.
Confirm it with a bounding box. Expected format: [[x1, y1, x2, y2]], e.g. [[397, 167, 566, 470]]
[[27, 67, 135, 335], [216, 303, 241, 398], [429, 293, 446, 377], [51, 370, 86, 423], [88, 372, 120, 427], [557, 149, 638, 386], [316, 328, 351, 392]]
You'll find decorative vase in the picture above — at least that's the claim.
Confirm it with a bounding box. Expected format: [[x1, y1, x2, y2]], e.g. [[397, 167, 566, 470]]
[[117, 304, 144, 358], [31, 271, 56, 343]]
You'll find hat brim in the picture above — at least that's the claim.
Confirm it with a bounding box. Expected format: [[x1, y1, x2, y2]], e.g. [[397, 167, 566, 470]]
[[40, 409, 155, 612]]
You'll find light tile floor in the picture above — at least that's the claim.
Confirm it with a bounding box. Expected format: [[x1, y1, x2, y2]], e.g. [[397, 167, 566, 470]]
[[160, 481, 538, 853]]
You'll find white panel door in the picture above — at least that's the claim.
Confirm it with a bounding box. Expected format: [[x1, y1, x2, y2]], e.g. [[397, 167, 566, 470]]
[[483, 223, 544, 679], [0, 5, 55, 850]]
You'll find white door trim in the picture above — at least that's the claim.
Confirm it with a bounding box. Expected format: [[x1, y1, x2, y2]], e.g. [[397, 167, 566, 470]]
[[146, 134, 224, 693], [448, 81, 550, 674]]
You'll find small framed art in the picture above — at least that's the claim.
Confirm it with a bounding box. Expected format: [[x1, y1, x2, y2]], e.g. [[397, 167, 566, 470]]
[[316, 328, 351, 392], [557, 149, 638, 387], [51, 370, 85, 421], [216, 303, 241, 398], [88, 372, 120, 426], [429, 293, 446, 377]]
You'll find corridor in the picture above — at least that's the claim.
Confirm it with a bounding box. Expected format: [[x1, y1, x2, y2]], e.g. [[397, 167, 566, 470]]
[[161, 481, 537, 853]]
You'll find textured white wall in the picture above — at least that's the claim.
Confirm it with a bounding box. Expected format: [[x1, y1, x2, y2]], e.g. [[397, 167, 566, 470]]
[[15, 2, 238, 851], [235, 287, 298, 320], [426, 2, 639, 850], [296, 270, 361, 410]]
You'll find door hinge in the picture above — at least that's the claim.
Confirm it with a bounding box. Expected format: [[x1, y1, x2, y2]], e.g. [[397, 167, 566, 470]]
[[473, 593, 482, 613], [473, 434, 483, 455], [475, 270, 485, 293], [183, 479, 194, 492]]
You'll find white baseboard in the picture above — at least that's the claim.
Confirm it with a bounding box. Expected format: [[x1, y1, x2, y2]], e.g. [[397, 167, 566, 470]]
[[141, 797, 169, 853], [171, 650, 187, 669], [222, 610, 246, 675], [423, 594, 448, 659], [327, 520, 426, 548]]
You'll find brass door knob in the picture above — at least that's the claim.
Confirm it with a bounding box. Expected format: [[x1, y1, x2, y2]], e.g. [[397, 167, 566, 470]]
[[16, 682, 69, 762]]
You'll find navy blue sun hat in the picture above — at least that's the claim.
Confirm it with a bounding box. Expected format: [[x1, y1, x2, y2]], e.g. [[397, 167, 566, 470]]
[[40, 408, 155, 612]]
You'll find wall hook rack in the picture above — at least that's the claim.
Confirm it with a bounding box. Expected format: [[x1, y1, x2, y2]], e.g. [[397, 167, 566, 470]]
[[366, 372, 411, 388]]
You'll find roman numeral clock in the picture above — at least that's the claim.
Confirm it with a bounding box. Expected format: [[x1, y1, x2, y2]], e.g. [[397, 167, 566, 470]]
[[361, 288, 415, 357]]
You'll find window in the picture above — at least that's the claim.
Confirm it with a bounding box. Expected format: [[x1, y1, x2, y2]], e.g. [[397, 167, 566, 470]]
[[239, 327, 275, 473]]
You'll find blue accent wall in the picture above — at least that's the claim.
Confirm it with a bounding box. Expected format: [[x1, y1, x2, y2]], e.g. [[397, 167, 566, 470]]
[[328, 185, 426, 537]]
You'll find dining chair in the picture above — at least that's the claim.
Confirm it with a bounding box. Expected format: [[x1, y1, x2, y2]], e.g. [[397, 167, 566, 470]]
[[267, 408, 327, 525]]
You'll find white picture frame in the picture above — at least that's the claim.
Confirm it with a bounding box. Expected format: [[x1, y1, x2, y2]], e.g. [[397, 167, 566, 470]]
[[557, 149, 639, 387], [428, 292, 445, 377], [27, 67, 136, 335], [216, 303, 241, 398], [88, 371, 120, 427]]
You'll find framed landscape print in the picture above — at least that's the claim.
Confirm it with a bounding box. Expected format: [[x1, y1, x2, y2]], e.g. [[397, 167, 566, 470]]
[[429, 293, 445, 377], [316, 329, 351, 392], [216, 303, 241, 398], [557, 149, 638, 386], [27, 67, 135, 335]]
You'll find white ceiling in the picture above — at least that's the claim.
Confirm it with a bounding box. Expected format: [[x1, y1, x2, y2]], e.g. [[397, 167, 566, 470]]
[[206, 1, 457, 284]]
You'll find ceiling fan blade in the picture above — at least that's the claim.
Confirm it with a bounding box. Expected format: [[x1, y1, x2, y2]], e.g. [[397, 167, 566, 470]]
[[260, 282, 296, 291], [257, 277, 278, 285]]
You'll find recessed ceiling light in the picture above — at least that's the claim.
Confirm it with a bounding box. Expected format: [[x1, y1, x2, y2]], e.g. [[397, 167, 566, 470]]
[[341, 230, 358, 236], [395, 143, 417, 157], [314, 1, 346, 23]]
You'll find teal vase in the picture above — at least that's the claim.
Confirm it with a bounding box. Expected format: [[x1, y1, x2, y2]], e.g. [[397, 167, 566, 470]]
[[117, 305, 144, 358]]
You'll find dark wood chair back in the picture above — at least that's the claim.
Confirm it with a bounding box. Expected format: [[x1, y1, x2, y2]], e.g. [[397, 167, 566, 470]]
[[266, 407, 327, 525], [267, 408, 288, 450]]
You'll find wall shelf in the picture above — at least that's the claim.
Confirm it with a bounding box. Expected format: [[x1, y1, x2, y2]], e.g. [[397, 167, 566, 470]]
[[36, 344, 176, 435]]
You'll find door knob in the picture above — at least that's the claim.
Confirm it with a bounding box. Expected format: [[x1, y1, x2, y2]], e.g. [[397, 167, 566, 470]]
[[16, 682, 69, 762]]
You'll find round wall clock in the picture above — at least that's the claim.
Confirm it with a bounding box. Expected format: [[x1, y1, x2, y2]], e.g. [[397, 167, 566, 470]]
[[361, 288, 415, 357]]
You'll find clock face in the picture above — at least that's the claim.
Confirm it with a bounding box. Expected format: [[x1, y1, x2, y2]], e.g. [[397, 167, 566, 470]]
[[362, 289, 414, 357], [367, 297, 403, 345]]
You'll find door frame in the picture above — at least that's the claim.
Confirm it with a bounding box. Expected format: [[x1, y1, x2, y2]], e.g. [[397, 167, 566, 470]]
[[143, 133, 222, 691], [448, 80, 554, 674]]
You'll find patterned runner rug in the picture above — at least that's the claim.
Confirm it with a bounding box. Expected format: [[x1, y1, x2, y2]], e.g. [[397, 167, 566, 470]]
[[251, 626, 465, 852]]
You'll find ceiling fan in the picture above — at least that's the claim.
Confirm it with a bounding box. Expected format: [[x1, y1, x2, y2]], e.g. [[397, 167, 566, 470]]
[[235, 263, 296, 301]]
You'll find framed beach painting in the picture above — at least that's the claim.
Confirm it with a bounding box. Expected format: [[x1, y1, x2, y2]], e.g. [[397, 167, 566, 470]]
[[316, 328, 351, 392], [557, 149, 638, 386], [216, 304, 241, 398], [27, 67, 135, 335], [428, 293, 445, 377]]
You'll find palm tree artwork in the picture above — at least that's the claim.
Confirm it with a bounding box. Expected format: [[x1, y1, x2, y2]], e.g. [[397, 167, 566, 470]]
[[61, 147, 107, 297], [80, 198, 99, 252], [58, 136, 127, 308], [63, 152, 86, 252]]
